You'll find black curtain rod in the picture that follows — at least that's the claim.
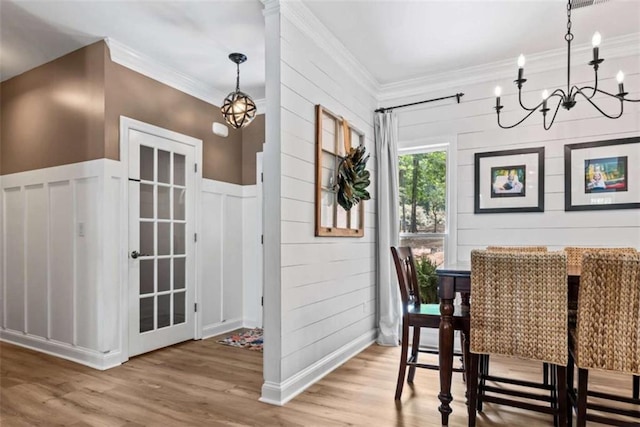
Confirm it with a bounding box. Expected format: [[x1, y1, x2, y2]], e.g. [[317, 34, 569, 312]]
[[375, 92, 464, 113]]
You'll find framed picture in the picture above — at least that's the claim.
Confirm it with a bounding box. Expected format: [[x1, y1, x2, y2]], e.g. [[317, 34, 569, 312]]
[[474, 147, 545, 214], [564, 136, 640, 211]]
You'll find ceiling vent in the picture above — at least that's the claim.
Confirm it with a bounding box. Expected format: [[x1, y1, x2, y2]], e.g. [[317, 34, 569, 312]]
[[572, 0, 609, 10]]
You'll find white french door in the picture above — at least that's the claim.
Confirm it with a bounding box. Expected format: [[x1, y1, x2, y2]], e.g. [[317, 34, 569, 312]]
[[127, 128, 196, 357]]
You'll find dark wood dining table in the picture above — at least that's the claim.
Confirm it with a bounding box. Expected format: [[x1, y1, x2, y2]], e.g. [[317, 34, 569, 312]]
[[435, 261, 581, 426]]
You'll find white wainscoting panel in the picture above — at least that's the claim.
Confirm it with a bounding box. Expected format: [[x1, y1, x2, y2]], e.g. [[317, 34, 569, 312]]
[[1, 159, 123, 370], [200, 179, 260, 339]]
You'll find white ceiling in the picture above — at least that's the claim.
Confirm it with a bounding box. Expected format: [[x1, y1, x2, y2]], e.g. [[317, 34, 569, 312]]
[[1, 0, 639, 101]]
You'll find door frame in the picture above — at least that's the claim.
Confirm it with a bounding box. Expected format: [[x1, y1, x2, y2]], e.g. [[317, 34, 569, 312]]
[[119, 116, 203, 363]]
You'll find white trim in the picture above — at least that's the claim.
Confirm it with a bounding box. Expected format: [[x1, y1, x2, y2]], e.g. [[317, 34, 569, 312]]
[[379, 32, 640, 102], [0, 329, 121, 371], [201, 318, 244, 340], [259, 330, 376, 406], [277, 0, 378, 98], [254, 98, 267, 115], [106, 38, 227, 108], [118, 116, 203, 361]]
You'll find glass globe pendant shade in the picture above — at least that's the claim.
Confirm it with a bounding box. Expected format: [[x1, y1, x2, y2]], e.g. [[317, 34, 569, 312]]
[[221, 90, 256, 129]]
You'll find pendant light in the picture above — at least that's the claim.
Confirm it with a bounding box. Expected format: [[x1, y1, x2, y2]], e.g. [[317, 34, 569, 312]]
[[221, 53, 256, 129]]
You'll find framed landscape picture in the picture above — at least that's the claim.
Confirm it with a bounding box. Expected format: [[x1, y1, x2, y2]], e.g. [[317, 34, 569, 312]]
[[564, 136, 640, 211], [474, 147, 545, 214]]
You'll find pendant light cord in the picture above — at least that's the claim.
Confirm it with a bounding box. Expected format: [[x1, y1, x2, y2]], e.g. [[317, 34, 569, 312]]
[[236, 63, 241, 92]]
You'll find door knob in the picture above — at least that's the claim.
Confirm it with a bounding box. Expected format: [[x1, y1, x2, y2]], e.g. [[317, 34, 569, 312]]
[[131, 250, 149, 259]]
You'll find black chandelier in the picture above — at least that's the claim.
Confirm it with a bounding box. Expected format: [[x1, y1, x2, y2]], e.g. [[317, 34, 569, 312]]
[[494, 0, 639, 130], [221, 53, 256, 129]]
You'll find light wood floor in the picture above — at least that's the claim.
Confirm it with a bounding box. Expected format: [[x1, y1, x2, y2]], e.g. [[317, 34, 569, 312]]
[[1, 334, 636, 426]]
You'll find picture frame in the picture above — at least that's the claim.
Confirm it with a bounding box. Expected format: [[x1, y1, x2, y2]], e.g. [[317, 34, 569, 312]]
[[315, 105, 366, 237], [564, 136, 640, 211], [474, 147, 545, 214]]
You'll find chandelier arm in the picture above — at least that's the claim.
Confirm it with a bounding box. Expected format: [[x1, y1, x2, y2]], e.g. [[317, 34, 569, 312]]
[[579, 86, 640, 102], [543, 97, 563, 131], [497, 107, 539, 129], [574, 87, 624, 119], [518, 87, 540, 112]]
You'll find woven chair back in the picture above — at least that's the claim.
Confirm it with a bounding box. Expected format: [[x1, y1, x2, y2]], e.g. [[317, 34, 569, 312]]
[[470, 250, 568, 365], [576, 252, 640, 375], [486, 246, 548, 253], [391, 247, 421, 311], [564, 246, 637, 268]]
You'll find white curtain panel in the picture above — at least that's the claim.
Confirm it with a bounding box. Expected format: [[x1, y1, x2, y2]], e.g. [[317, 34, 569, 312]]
[[375, 111, 401, 346]]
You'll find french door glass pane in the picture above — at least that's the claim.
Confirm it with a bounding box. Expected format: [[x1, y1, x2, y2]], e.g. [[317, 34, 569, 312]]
[[174, 189, 185, 220], [140, 184, 154, 218], [140, 146, 154, 181], [174, 258, 185, 289], [140, 260, 154, 294], [174, 223, 185, 255], [157, 294, 171, 329], [140, 297, 154, 333], [157, 259, 170, 292], [174, 154, 185, 186], [158, 223, 171, 255], [140, 222, 154, 255], [174, 291, 185, 325], [158, 150, 171, 184], [157, 186, 171, 219]]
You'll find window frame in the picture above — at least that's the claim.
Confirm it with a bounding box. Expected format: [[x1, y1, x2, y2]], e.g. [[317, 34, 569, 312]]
[[398, 137, 457, 264]]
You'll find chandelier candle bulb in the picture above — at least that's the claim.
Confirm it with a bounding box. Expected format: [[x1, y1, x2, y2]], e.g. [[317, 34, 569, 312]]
[[494, 86, 502, 108], [541, 89, 549, 113], [617, 70, 625, 95], [517, 54, 525, 82]]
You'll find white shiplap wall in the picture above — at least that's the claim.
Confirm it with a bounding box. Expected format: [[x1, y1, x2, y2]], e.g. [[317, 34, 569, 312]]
[[261, 2, 378, 405], [391, 51, 640, 260]]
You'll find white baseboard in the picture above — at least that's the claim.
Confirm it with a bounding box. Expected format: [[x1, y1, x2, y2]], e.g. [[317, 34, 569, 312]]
[[0, 329, 122, 370], [201, 319, 244, 340], [259, 329, 377, 406]]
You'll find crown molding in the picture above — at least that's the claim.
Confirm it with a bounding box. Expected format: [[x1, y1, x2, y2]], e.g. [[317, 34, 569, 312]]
[[105, 37, 227, 107], [378, 32, 640, 102], [278, 0, 379, 98], [254, 98, 266, 114]]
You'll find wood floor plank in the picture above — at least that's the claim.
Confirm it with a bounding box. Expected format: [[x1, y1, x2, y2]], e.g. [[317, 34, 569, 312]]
[[1, 333, 636, 426]]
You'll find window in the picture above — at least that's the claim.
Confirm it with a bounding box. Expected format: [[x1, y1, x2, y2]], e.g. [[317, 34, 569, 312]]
[[398, 147, 448, 267]]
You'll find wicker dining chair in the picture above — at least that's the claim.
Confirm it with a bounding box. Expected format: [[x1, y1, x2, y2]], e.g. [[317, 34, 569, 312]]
[[477, 246, 550, 409], [390, 246, 468, 400], [564, 246, 639, 400], [568, 252, 640, 426], [467, 250, 568, 427]]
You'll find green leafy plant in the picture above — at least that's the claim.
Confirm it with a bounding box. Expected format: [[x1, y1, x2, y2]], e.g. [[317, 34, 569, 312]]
[[415, 256, 438, 304], [337, 145, 371, 211]]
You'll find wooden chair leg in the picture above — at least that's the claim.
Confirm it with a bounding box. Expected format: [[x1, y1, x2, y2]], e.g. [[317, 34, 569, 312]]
[[556, 365, 568, 427], [543, 362, 550, 385], [576, 368, 588, 427], [567, 351, 575, 427], [467, 352, 479, 427], [460, 331, 466, 383], [477, 354, 488, 412], [633, 375, 639, 400], [395, 323, 410, 400], [407, 327, 421, 383]]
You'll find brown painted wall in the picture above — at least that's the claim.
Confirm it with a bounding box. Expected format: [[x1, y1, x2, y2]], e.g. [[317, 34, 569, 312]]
[[104, 48, 245, 184], [242, 114, 265, 185], [1, 40, 264, 185], [0, 41, 106, 175]]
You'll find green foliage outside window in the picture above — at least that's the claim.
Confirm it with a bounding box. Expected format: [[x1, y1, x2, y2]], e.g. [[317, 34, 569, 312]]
[[415, 256, 438, 304], [399, 151, 446, 233]]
